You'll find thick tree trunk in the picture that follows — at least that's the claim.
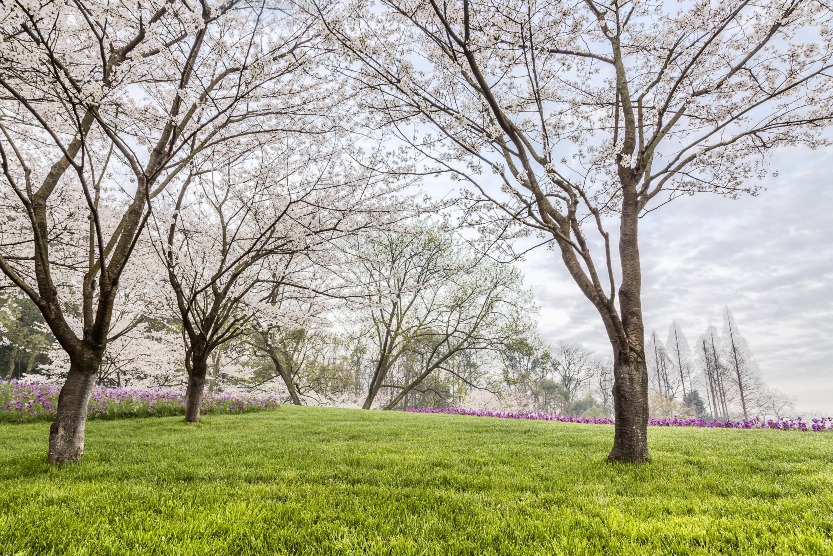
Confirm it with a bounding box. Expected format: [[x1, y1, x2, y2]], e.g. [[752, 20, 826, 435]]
[[608, 175, 650, 463], [608, 353, 650, 462], [185, 356, 208, 422], [48, 350, 101, 464]]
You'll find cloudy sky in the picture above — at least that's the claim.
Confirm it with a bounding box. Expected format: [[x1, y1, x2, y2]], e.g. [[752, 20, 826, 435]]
[[517, 145, 833, 414]]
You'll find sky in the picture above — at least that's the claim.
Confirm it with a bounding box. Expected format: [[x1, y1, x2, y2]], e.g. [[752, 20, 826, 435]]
[[517, 145, 833, 414]]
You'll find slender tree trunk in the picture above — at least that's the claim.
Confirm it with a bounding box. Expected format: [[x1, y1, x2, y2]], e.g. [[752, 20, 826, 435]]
[[363, 358, 391, 409], [185, 355, 208, 422], [5, 346, 17, 381], [48, 349, 101, 463], [24, 350, 37, 378], [361, 387, 378, 410], [727, 322, 749, 420], [271, 356, 302, 406], [651, 338, 663, 399], [208, 349, 222, 395]]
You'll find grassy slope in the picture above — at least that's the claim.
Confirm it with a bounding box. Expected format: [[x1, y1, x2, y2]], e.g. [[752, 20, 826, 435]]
[[0, 406, 831, 556]]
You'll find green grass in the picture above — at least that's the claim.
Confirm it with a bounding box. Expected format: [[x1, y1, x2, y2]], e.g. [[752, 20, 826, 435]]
[[1, 406, 831, 555]]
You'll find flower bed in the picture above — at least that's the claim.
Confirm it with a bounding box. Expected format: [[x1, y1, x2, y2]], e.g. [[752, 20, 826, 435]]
[[406, 407, 833, 432], [0, 380, 280, 423]]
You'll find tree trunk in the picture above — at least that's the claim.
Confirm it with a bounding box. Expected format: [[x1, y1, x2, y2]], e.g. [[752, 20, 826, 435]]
[[208, 349, 222, 395], [24, 349, 38, 378], [185, 356, 208, 422], [5, 346, 17, 381], [272, 356, 302, 406], [608, 353, 650, 462], [607, 176, 650, 463], [48, 350, 101, 464], [361, 391, 375, 410]]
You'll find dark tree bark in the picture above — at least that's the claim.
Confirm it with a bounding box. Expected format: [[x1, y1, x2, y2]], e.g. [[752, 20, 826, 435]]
[[48, 348, 102, 463], [185, 349, 209, 422], [605, 183, 650, 462], [608, 356, 650, 462], [361, 383, 381, 410]]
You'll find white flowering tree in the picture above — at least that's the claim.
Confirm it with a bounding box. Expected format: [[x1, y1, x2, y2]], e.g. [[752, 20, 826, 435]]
[[315, 0, 833, 461], [0, 0, 323, 462]]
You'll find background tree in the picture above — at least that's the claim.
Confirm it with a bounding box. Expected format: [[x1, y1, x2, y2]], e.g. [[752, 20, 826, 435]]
[[0, 292, 53, 381], [346, 223, 531, 410], [498, 332, 553, 409], [646, 331, 675, 402], [698, 325, 731, 420], [667, 321, 692, 400], [315, 0, 833, 461], [722, 308, 761, 420], [551, 341, 598, 415]]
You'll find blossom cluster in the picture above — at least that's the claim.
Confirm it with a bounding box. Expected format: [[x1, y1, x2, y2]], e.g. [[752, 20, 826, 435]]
[[0, 380, 280, 424], [407, 407, 833, 432]]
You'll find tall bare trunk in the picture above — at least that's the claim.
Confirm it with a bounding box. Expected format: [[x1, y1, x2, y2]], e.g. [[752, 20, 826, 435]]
[[726, 321, 749, 419], [48, 349, 101, 463], [208, 349, 222, 395]]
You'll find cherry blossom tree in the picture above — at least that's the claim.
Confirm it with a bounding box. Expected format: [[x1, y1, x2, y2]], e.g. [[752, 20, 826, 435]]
[[314, 0, 833, 461], [0, 0, 323, 462], [154, 121, 408, 420]]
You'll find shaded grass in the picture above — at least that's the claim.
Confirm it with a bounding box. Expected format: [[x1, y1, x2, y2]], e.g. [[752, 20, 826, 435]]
[[1, 406, 831, 555]]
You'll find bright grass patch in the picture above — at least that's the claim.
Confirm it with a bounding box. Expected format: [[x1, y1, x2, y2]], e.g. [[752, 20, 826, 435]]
[[1, 406, 832, 555], [0, 380, 280, 423], [407, 407, 833, 432]]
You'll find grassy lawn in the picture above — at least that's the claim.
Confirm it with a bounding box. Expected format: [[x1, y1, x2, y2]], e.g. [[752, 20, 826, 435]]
[[1, 406, 831, 555]]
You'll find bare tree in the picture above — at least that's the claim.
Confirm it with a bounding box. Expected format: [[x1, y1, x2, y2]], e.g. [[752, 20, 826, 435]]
[[698, 324, 739, 420], [722, 308, 760, 420], [667, 321, 692, 400], [552, 341, 597, 415], [646, 330, 675, 401], [756, 385, 795, 420], [313, 0, 833, 461]]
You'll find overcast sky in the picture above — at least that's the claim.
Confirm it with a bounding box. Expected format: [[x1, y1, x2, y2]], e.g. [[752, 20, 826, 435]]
[[517, 145, 833, 414]]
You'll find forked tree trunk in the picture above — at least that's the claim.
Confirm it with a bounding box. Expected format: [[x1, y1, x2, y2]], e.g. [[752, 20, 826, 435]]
[[48, 350, 102, 464], [608, 354, 650, 462], [185, 356, 208, 422]]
